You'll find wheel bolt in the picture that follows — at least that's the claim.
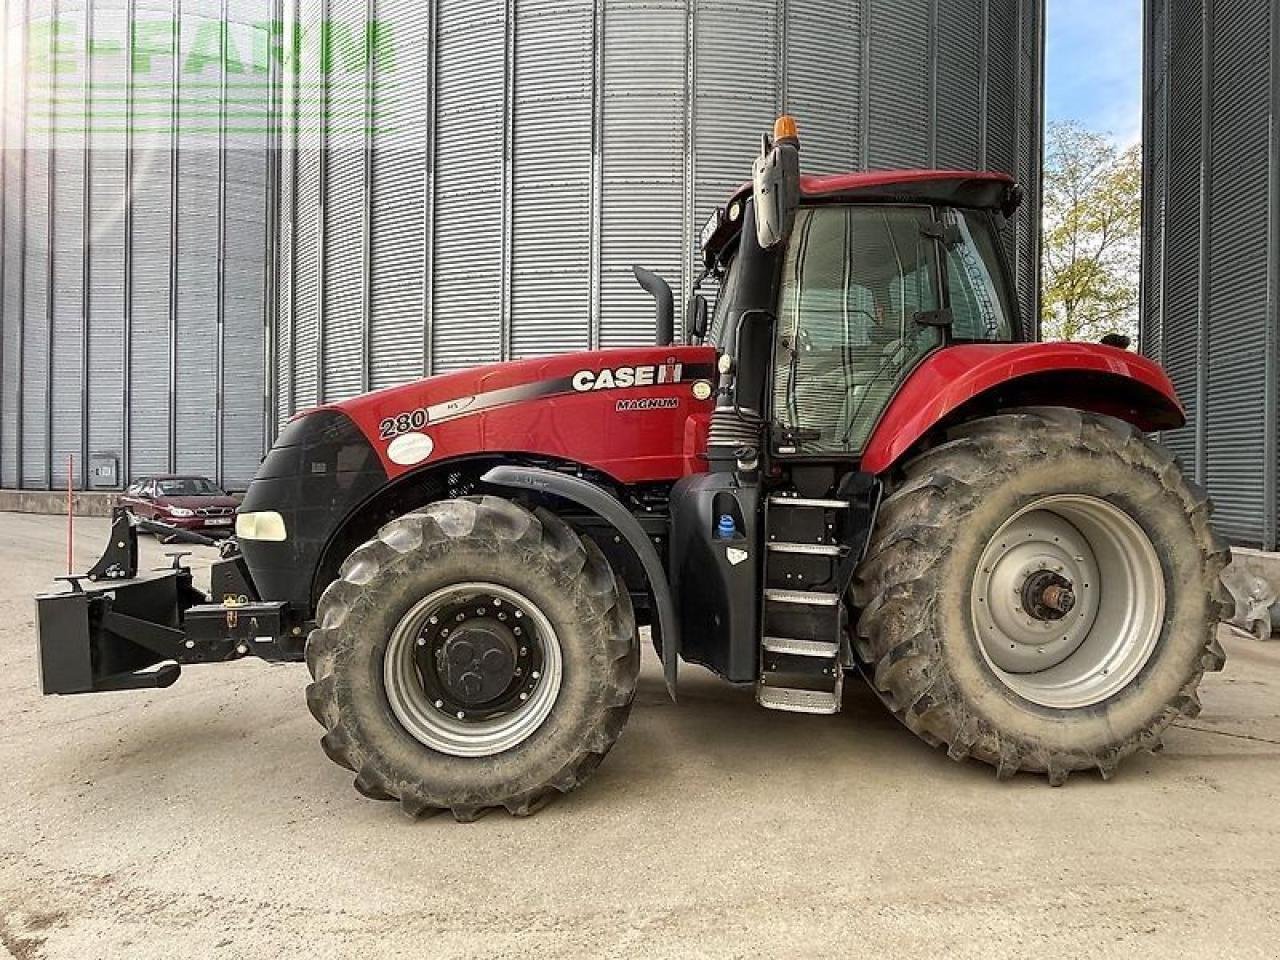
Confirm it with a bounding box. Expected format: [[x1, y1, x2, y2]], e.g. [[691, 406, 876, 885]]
[[477, 608, 486, 616], [416, 637, 427, 647], [441, 628, 450, 636], [456, 613, 465, 622], [519, 692, 529, 701], [519, 646, 527, 656], [493, 598, 502, 606], [514, 627, 522, 636], [429, 616, 439, 625], [434, 699, 444, 708], [514, 610, 523, 619], [498, 612, 508, 621], [456, 711, 465, 720], [532, 671, 540, 680]]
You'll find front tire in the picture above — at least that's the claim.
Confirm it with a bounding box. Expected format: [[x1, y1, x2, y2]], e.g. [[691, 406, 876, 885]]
[[306, 496, 640, 820], [853, 408, 1230, 784]]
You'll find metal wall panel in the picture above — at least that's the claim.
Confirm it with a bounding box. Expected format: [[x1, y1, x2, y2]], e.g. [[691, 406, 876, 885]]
[[784, 0, 861, 175], [1143, 0, 1278, 548], [367, 0, 430, 389], [598, 0, 687, 349], [1142, 0, 1167, 366], [1, 0, 27, 489], [290, 0, 325, 410], [867, 0, 930, 168], [276, 0, 299, 423], [129, 0, 179, 479], [510, 0, 594, 358], [319, 0, 368, 401], [1154, 0, 1204, 477], [87, 0, 129, 484], [2, 0, 273, 490], [431, 0, 505, 373], [49, 0, 87, 491], [936, 0, 983, 171], [1204, 0, 1270, 542], [693, 1, 778, 230]]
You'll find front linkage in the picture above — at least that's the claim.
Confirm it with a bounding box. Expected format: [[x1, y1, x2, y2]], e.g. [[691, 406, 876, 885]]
[[35, 508, 306, 695]]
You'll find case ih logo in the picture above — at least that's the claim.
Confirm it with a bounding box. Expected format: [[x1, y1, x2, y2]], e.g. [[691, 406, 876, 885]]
[[571, 361, 683, 392]]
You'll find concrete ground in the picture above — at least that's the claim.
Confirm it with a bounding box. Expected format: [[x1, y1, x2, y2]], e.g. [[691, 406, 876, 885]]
[[0, 513, 1277, 960]]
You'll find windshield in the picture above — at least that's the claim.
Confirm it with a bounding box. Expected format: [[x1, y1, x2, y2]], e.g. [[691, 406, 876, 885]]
[[773, 205, 943, 454], [157, 478, 224, 497]]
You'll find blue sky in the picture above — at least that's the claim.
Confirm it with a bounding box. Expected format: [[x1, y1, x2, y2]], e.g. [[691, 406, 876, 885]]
[[1045, 0, 1143, 144]]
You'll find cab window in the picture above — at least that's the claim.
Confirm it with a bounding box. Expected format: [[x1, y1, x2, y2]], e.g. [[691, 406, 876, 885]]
[[943, 209, 1017, 341], [773, 205, 943, 454]]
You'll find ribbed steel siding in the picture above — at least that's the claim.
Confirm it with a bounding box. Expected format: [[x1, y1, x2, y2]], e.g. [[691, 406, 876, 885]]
[[130, 0, 178, 479], [276, 0, 1043, 416], [87, 0, 128, 484], [511, 0, 595, 358], [867, 0, 929, 167], [1204, 0, 1271, 542], [1156, 0, 1202, 477], [0, 0, 271, 490], [1143, 0, 1278, 548], [784, 1, 860, 174], [1141, 0, 1167, 368], [1, 0, 26, 489], [368, 0, 430, 388], [432, 0, 505, 372], [598, 0, 687, 349]]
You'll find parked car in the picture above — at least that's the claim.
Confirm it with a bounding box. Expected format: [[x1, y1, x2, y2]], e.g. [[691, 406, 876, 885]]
[[119, 476, 239, 537]]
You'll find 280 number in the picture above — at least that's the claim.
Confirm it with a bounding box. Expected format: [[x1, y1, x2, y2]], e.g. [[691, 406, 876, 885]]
[[378, 406, 429, 440]]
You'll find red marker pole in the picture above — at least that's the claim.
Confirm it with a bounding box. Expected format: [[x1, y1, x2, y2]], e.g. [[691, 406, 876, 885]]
[[66, 455, 74, 575]]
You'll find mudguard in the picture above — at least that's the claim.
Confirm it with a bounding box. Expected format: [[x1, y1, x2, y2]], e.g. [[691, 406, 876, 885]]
[[481, 464, 681, 699], [861, 342, 1186, 475]]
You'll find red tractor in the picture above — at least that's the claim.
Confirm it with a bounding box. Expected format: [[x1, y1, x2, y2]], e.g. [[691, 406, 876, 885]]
[[37, 118, 1229, 819]]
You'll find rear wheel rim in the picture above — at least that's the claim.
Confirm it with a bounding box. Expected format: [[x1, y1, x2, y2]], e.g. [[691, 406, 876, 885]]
[[970, 495, 1165, 709], [384, 582, 563, 757]]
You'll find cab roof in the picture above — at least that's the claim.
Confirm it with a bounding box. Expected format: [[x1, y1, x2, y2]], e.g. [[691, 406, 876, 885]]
[[728, 169, 1017, 210], [706, 169, 1020, 267]]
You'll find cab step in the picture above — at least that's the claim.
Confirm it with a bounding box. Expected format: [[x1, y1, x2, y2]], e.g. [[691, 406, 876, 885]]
[[766, 541, 843, 556], [762, 636, 839, 658], [764, 588, 840, 607], [756, 684, 841, 715], [768, 495, 850, 509]]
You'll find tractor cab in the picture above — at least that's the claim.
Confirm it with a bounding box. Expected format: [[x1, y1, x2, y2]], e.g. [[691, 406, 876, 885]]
[[695, 119, 1024, 461]]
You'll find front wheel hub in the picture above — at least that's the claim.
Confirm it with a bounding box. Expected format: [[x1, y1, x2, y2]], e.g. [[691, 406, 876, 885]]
[[385, 583, 561, 757], [438, 624, 518, 705]]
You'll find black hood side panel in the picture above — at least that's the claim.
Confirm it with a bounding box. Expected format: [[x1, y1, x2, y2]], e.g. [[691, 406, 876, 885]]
[[238, 411, 388, 614]]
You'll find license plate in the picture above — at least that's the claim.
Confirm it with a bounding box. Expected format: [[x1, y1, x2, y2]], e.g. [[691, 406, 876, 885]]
[[207, 518, 232, 526]]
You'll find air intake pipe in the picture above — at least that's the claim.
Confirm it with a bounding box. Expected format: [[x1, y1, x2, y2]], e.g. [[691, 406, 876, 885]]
[[633, 265, 675, 346]]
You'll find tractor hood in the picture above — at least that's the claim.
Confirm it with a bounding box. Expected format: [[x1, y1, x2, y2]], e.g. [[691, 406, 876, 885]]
[[322, 345, 719, 484]]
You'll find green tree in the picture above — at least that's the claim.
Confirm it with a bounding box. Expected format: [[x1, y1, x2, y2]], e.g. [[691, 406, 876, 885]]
[[1040, 121, 1142, 343]]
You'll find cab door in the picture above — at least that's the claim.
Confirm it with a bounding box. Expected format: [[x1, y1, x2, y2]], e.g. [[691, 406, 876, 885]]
[[770, 204, 944, 457]]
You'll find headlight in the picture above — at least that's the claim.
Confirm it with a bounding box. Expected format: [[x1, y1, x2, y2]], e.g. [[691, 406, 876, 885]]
[[236, 511, 288, 542], [167, 507, 194, 518]]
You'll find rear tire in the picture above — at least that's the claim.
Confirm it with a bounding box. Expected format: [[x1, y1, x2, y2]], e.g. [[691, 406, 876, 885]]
[[306, 496, 639, 820], [853, 408, 1230, 784]]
